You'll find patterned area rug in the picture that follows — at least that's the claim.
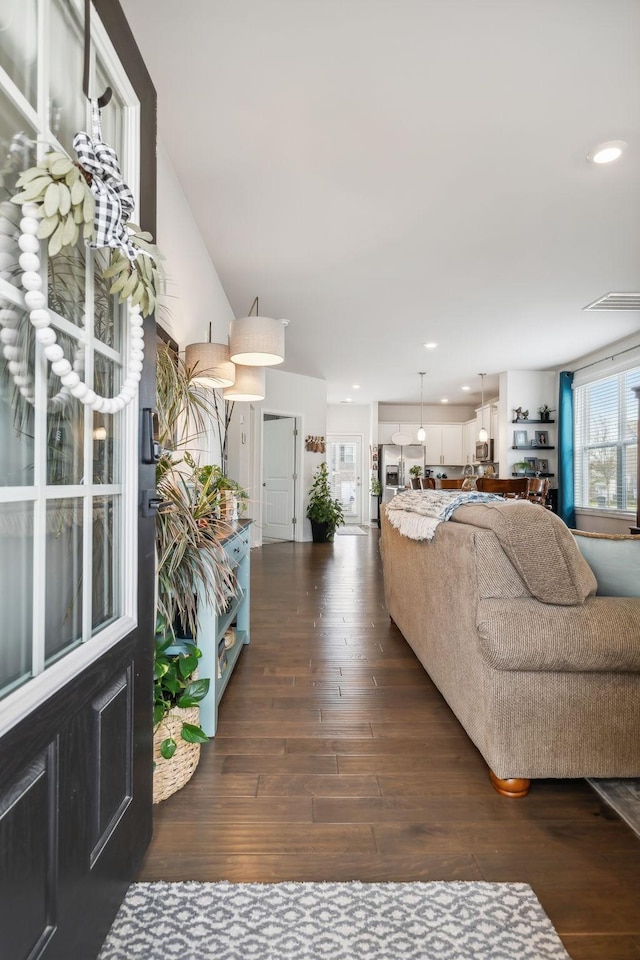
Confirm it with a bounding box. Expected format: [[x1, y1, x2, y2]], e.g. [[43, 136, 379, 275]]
[[98, 880, 569, 960]]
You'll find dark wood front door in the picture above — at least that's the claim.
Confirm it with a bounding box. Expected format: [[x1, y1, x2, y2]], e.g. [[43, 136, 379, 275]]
[[0, 3, 156, 957]]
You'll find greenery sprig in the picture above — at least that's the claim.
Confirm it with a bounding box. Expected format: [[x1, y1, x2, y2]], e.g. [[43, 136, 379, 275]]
[[11, 152, 161, 316]]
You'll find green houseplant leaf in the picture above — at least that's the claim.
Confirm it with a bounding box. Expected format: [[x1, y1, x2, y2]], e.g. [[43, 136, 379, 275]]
[[180, 723, 210, 744]]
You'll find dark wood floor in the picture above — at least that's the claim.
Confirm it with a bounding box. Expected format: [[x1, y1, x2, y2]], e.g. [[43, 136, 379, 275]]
[[139, 529, 640, 960]]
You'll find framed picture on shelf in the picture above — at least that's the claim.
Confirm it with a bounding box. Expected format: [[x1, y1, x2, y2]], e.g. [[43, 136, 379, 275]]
[[513, 429, 528, 446], [525, 457, 537, 470], [535, 431, 548, 446], [536, 458, 549, 474]]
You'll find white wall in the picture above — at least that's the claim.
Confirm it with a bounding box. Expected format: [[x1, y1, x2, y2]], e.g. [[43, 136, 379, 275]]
[[156, 143, 235, 348]]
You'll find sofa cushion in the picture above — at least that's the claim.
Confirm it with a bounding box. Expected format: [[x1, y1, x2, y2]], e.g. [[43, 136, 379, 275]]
[[452, 500, 597, 605], [477, 597, 640, 672], [572, 530, 640, 597]]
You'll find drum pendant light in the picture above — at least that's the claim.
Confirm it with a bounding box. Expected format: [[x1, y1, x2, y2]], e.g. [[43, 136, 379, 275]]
[[478, 373, 488, 442], [185, 324, 236, 388], [417, 372, 426, 442], [223, 363, 266, 401], [229, 296, 285, 366]]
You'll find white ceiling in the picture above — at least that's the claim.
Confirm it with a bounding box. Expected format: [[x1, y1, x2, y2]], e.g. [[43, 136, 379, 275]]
[[120, 0, 640, 408]]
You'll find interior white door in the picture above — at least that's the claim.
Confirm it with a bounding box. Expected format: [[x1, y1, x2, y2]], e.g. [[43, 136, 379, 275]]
[[327, 435, 363, 523], [263, 417, 296, 540]]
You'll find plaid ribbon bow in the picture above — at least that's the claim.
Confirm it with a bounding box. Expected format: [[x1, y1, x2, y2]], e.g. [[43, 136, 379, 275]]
[[73, 99, 137, 260]]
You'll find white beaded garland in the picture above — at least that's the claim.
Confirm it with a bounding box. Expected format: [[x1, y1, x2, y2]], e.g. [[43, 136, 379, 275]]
[[19, 217, 39, 235], [21, 270, 43, 291], [18, 234, 39, 254], [0, 202, 148, 415], [36, 328, 57, 346], [51, 358, 72, 377], [19, 252, 40, 272], [25, 289, 46, 310], [44, 344, 65, 362]]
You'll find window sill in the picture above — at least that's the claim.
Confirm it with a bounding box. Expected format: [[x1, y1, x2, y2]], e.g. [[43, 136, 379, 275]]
[[575, 507, 635, 521]]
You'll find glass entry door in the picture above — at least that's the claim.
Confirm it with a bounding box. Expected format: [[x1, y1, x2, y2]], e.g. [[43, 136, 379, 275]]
[[327, 435, 363, 524], [0, 3, 157, 957]]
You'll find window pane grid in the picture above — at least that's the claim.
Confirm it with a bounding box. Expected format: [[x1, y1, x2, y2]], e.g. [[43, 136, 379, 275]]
[[0, 2, 137, 702], [574, 367, 640, 512]]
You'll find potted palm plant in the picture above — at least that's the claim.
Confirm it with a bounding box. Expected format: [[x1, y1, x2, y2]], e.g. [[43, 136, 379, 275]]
[[152, 345, 235, 802], [306, 462, 345, 542]]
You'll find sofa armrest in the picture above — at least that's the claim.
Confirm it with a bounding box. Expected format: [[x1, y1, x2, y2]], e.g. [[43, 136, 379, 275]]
[[477, 597, 640, 672]]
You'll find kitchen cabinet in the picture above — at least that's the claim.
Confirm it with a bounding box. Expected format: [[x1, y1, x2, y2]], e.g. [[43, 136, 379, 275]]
[[378, 422, 401, 444], [463, 419, 477, 465], [424, 423, 464, 465]]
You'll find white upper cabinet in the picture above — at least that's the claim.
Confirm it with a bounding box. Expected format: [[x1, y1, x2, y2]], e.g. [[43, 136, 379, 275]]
[[424, 424, 464, 465], [378, 423, 401, 444]]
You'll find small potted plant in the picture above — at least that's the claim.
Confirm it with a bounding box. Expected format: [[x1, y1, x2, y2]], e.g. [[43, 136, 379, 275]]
[[513, 460, 530, 476], [409, 464, 423, 488], [371, 477, 382, 528], [537, 404, 555, 422], [306, 462, 345, 542]]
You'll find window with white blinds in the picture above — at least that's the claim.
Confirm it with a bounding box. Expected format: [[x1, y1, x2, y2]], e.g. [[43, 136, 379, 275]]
[[574, 367, 639, 512]]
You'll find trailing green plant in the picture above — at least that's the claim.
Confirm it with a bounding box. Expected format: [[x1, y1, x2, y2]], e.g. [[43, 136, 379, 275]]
[[306, 462, 345, 539], [154, 615, 210, 758]]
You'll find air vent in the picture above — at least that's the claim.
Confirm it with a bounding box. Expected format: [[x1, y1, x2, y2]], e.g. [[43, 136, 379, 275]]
[[583, 292, 640, 311]]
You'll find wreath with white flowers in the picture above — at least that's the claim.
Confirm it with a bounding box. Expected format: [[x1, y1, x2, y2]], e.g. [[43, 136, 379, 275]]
[[2, 104, 161, 416]]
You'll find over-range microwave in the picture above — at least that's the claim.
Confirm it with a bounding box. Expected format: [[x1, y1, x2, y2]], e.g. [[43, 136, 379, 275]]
[[475, 439, 494, 462]]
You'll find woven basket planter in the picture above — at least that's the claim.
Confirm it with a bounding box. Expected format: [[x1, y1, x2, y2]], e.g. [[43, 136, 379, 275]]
[[153, 705, 202, 804]]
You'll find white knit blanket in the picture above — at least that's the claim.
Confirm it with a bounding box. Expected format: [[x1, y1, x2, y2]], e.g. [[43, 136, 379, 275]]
[[384, 489, 504, 541]]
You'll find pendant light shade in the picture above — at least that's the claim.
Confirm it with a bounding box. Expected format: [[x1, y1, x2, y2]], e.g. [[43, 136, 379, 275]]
[[185, 340, 235, 388], [229, 297, 285, 366], [229, 315, 285, 366], [417, 371, 426, 443], [222, 363, 266, 402], [478, 373, 489, 441]]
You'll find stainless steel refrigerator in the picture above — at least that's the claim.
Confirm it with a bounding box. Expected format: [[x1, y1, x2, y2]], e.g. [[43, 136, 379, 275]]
[[378, 444, 426, 500]]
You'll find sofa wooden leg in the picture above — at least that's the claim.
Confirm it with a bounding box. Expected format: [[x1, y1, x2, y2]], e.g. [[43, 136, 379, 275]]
[[489, 770, 531, 798]]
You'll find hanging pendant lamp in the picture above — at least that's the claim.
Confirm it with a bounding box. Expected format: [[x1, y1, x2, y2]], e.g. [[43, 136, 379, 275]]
[[417, 371, 426, 442], [185, 324, 236, 388], [478, 373, 488, 442], [229, 296, 285, 366], [222, 363, 266, 402]]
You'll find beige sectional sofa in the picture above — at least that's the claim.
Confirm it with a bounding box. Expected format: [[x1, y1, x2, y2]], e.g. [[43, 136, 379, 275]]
[[380, 498, 640, 797]]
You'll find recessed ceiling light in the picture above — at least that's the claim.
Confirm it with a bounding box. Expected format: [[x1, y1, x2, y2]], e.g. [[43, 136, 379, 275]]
[[423, 342, 438, 350], [352, 384, 360, 389], [461, 385, 470, 391], [441, 398, 449, 403], [587, 140, 627, 164]]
